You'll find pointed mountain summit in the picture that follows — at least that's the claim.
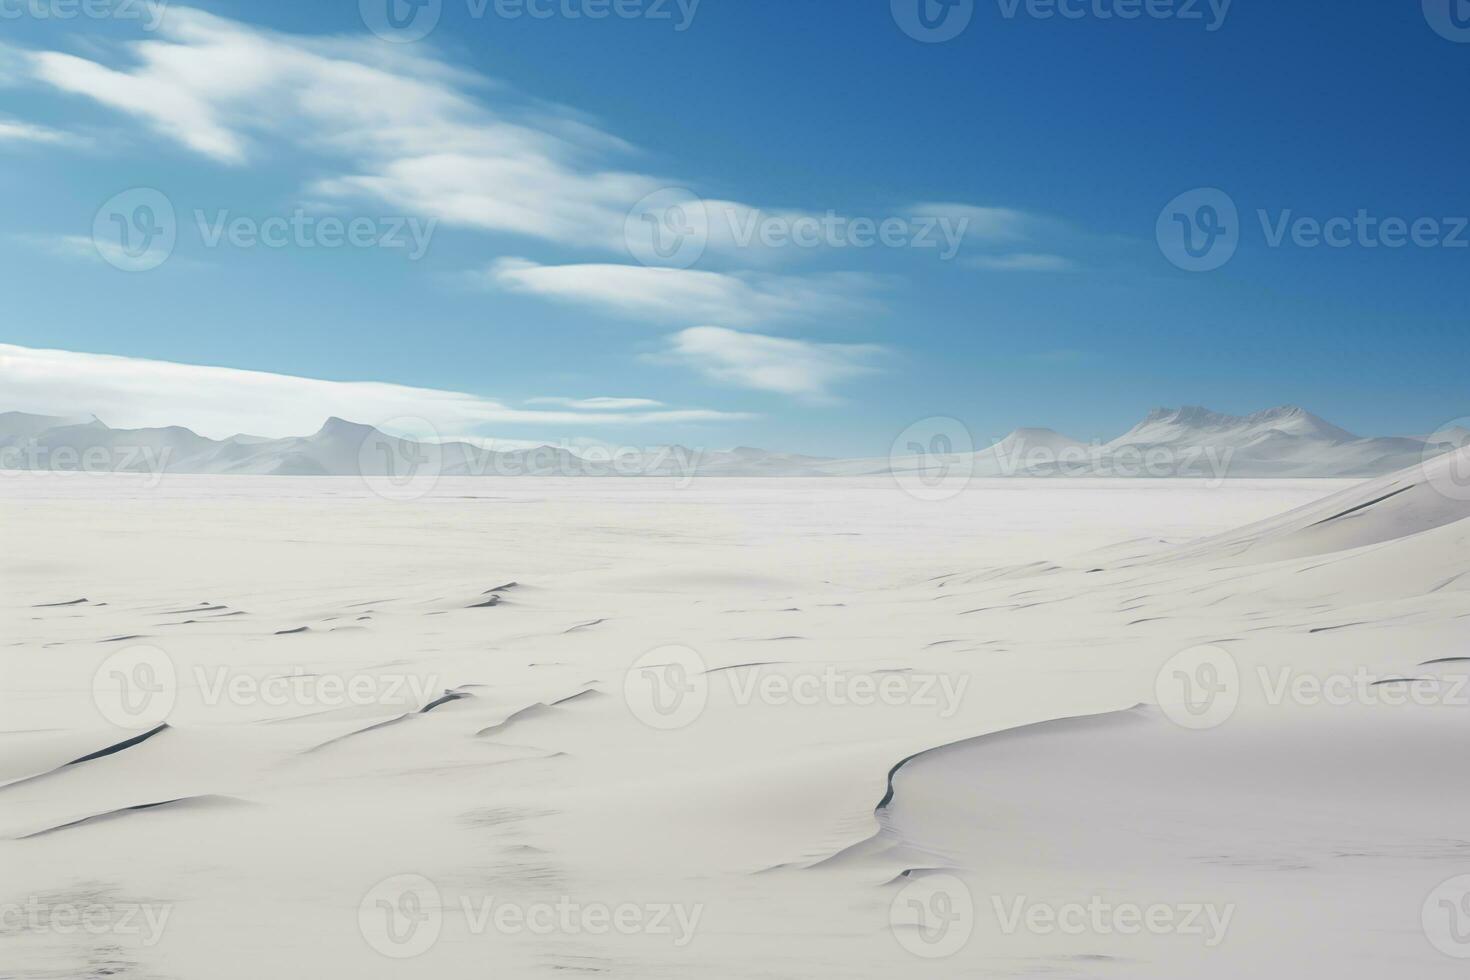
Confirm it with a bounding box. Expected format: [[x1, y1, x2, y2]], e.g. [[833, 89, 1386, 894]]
[[1113, 405, 1358, 448]]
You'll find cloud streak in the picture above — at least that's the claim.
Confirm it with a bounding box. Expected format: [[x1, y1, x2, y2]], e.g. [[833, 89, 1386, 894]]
[[486, 258, 880, 326], [656, 327, 884, 402], [0, 118, 72, 144], [0, 343, 751, 441], [25, 9, 669, 251]]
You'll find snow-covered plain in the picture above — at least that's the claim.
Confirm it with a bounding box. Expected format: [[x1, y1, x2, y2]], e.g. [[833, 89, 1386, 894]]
[[2, 458, 1469, 977]]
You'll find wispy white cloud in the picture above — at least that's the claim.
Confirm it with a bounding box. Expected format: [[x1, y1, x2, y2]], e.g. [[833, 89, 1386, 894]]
[[0, 118, 72, 144], [0, 343, 751, 441], [23, 9, 663, 250], [525, 396, 665, 410], [909, 203, 1034, 242], [26, 234, 98, 260], [0, 41, 26, 87], [22, 9, 746, 258], [914, 202, 1092, 270], [486, 258, 880, 326], [22, 233, 203, 270], [656, 327, 884, 402], [21, 9, 1057, 279], [968, 252, 1076, 272]]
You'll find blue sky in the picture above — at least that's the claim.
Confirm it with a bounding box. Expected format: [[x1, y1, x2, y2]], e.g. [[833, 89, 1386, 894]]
[[0, 0, 1466, 454]]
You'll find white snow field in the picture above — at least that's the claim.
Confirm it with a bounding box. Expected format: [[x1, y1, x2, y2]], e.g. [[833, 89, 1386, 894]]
[[2, 452, 1469, 978]]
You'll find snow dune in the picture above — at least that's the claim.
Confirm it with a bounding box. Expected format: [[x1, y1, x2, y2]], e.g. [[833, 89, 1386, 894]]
[[1, 449, 1467, 977]]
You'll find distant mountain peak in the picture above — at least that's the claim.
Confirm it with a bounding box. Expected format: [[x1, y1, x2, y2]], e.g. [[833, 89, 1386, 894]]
[[0, 404, 1437, 480], [991, 427, 1087, 453], [313, 417, 377, 440], [1131, 405, 1356, 444]]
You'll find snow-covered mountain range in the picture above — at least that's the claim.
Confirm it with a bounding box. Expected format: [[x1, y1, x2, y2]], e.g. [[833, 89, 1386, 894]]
[[0, 406, 1463, 479]]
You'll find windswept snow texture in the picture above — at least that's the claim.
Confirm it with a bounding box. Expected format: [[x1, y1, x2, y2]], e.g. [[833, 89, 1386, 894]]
[[2, 450, 1469, 978]]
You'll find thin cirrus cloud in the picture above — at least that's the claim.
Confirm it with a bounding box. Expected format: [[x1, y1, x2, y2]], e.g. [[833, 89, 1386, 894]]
[[656, 327, 885, 402], [524, 397, 666, 410], [486, 258, 882, 326], [23, 8, 674, 252], [18, 9, 1066, 275], [913, 202, 1081, 271], [968, 252, 1076, 272], [19, 8, 791, 262], [0, 117, 72, 144], [0, 343, 752, 441], [909, 203, 1034, 243]]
